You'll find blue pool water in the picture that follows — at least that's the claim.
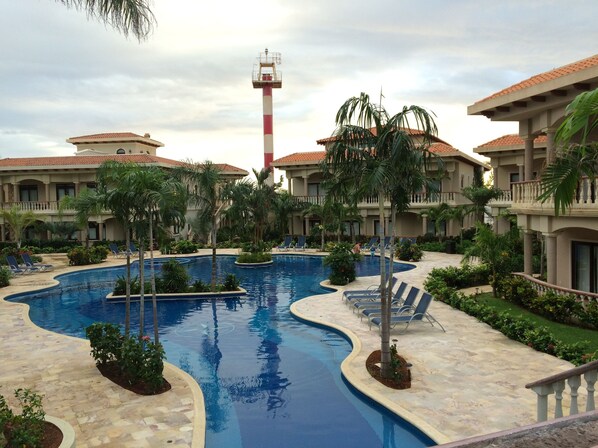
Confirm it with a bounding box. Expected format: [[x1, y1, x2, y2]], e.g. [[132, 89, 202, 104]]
[[9, 254, 434, 448]]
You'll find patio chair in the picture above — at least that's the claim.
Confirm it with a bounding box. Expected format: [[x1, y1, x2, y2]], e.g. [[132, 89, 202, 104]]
[[353, 283, 414, 315], [276, 235, 293, 251], [380, 236, 392, 251], [128, 242, 140, 258], [369, 292, 446, 333], [362, 237, 379, 251], [360, 285, 419, 322], [343, 276, 398, 302], [6, 255, 33, 275], [109, 243, 124, 258], [21, 253, 54, 271], [293, 235, 307, 251]]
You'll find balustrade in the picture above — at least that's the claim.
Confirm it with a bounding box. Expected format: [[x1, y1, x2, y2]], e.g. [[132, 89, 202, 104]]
[[513, 273, 598, 303], [526, 361, 598, 422], [0, 201, 69, 212], [512, 177, 598, 210]]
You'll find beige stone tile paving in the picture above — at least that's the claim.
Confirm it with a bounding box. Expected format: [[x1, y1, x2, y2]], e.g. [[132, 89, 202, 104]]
[[0, 253, 203, 448], [291, 251, 576, 444]]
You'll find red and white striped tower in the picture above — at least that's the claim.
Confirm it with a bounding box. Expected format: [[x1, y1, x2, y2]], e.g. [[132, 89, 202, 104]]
[[252, 49, 282, 184]]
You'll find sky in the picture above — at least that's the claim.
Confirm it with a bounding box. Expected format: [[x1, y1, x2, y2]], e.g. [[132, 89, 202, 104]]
[[1, 1, 598, 179]]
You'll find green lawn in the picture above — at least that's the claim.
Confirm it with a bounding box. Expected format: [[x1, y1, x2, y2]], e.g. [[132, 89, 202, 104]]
[[475, 292, 598, 351]]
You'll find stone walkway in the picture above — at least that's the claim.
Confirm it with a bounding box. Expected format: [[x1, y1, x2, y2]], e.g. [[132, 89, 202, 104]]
[[292, 252, 576, 444], [0, 253, 204, 448], [0, 249, 580, 446]]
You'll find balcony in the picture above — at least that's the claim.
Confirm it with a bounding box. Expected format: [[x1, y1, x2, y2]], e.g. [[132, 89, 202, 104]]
[[488, 189, 512, 207], [0, 201, 71, 213], [512, 178, 598, 215], [292, 192, 467, 209]]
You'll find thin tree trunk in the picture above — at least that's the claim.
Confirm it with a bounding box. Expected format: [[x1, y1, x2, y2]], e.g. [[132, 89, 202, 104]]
[[124, 224, 131, 337], [139, 238, 145, 339], [377, 191, 390, 378], [383, 205, 398, 378], [149, 212, 159, 344], [211, 218, 217, 292]]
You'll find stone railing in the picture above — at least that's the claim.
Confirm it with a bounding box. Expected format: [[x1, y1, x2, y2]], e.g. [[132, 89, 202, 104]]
[[526, 360, 598, 422], [513, 272, 598, 303], [294, 195, 326, 206], [359, 191, 465, 207], [488, 189, 512, 205], [512, 178, 598, 212], [0, 201, 72, 212]]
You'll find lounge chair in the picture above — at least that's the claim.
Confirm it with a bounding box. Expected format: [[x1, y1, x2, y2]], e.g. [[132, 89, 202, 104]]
[[343, 276, 398, 302], [369, 292, 446, 333], [361, 285, 419, 323], [128, 242, 140, 258], [293, 235, 307, 251], [277, 235, 293, 251], [21, 253, 53, 271], [6, 255, 34, 274], [380, 236, 392, 251], [353, 283, 413, 315], [362, 237, 379, 251], [109, 243, 124, 258]]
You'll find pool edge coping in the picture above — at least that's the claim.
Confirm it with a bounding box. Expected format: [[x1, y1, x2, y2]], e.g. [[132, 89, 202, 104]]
[[289, 281, 451, 446]]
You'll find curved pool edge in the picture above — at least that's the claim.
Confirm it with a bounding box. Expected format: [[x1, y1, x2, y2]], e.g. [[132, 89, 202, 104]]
[[289, 281, 450, 446], [0, 261, 207, 448]]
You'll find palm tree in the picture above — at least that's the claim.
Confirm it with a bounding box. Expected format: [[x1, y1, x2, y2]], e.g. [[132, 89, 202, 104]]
[[0, 206, 39, 248], [421, 203, 451, 240], [539, 87, 598, 214], [56, 0, 155, 40], [175, 161, 223, 292], [221, 180, 253, 241], [322, 92, 438, 378], [97, 160, 139, 336], [249, 168, 279, 243], [62, 187, 104, 247], [272, 190, 298, 238]]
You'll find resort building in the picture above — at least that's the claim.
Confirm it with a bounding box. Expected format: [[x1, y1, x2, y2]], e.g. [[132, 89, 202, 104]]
[[271, 131, 488, 238], [468, 53, 598, 293], [0, 132, 248, 242]]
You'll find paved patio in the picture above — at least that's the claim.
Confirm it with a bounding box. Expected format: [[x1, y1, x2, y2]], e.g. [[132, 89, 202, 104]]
[[291, 251, 576, 444], [0, 250, 578, 446]]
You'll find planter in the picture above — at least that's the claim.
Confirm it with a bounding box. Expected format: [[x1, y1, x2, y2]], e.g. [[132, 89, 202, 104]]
[[106, 288, 247, 302], [234, 260, 274, 267], [45, 415, 76, 448]]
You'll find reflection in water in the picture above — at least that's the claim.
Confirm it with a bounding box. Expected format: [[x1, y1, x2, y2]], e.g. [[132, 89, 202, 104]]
[[11, 255, 433, 448]]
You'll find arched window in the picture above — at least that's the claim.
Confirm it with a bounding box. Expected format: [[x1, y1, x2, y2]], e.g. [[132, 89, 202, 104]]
[[116, 148, 126, 154]]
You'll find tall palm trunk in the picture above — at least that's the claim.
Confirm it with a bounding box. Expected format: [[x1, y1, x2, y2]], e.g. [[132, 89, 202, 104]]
[[138, 239, 146, 339], [383, 204, 398, 378], [211, 220, 217, 292], [377, 192, 391, 378], [149, 211, 159, 344], [124, 224, 131, 337]]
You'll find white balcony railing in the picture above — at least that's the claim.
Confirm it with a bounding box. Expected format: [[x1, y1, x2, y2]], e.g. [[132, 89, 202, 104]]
[[512, 178, 598, 211], [0, 201, 71, 212], [489, 189, 512, 205], [293, 192, 465, 208]]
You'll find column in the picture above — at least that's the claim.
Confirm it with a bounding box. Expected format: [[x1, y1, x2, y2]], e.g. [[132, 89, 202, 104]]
[[44, 183, 50, 202], [518, 164, 524, 181], [422, 215, 428, 236], [0, 224, 4, 242], [524, 230, 534, 275], [545, 233, 557, 284], [13, 182, 19, 202], [524, 136, 534, 181], [303, 176, 308, 198], [287, 177, 292, 195], [546, 129, 556, 165]]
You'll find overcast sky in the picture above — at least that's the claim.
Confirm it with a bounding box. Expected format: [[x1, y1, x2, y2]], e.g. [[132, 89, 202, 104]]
[[1, 1, 597, 177]]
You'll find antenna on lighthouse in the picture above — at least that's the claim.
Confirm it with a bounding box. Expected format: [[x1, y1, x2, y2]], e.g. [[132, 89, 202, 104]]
[[252, 48, 282, 184]]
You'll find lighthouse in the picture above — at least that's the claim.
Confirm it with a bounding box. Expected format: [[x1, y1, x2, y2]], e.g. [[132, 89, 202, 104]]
[[252, 49, 282, 183]]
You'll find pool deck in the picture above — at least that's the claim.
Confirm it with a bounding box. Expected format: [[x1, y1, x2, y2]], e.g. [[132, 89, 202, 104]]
[[0, 249, 576, 446]]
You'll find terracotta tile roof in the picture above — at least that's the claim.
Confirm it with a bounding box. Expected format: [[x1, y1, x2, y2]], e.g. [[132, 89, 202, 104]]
[[69, 132, 142, 139], [272, 144, 487, 168], [476, 134, 548, 149], [272, 151, 326, 164], [0, 154, 248, 174], [477, 54, 598, 103], [316, 127, 446, 145]]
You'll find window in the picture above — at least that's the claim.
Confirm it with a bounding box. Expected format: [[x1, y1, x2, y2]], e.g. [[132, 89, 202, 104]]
[[572, 241, 598, 293], [427, 220, 446, 236], [509, 173, 520, 190], [19, 185, 38, 202], [343, 221, 360, 236], [56, 184, 75, 200], [88, 222, 99, 240], [86, 183, 97, 191], [308, 183, 324, 197], [374, 220, 381, 236], [116, 148, 126, 154]]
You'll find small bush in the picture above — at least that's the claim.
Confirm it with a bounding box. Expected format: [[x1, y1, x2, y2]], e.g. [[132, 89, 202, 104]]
[[418, 241, 446, 252], [0, 388, 45, 448], [160, 259, 190, 293], [236, 252, 272, 263], [67, 246, 109, 265], [191, 280, 211, 292], [86, 322, 123, 366], [0, 267, 10, 287], [223, 274, 240, 291], [396, 240, 423, 262], [323, 242, 361, 285], [170, 240, 198, 254]]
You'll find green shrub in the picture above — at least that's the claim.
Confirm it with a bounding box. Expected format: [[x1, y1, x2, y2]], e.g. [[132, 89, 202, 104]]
[[323, 242, 361, 285], [530, 291, 582, 324], [223, 274, 240, 291], [191, 279, 211, 292], [236, 252, 272, 263], [396, 240, 423, 262], [0, 388, 45, 448], [580, 301, 598, 328], [67, 246, 109, 265], [418, 241, 446, 252], [0, 267, 10, 287], [86, 322, 123, 366], [495, 275, 538, 307], [171, 240, 198, 254], [160, 259, 190, 293]]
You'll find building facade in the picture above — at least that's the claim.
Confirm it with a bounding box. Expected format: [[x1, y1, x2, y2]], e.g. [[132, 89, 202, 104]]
[[271, 131, 487, 238], [0, 132, 248, 242], [469, 54, 598, 293]]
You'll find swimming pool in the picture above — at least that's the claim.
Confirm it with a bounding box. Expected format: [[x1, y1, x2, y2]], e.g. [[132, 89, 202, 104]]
[[9, 254, 435, 448]]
